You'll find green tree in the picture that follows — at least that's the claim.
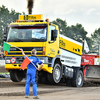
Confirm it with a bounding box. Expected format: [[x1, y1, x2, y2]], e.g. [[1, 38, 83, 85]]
[[52, 18, 67, 36], [85, 37, 93, 52], [67, 23, 87, 43], [0, 5, 22, 45], [91, 28, 100, 52]]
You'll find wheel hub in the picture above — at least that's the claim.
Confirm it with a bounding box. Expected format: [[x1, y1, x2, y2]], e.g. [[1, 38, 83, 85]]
[[55, 68, 60, 80], [77, 74, 82, 85]]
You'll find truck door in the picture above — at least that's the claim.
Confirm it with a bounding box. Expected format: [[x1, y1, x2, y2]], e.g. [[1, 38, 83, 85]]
[[47, 25, 59, 57]]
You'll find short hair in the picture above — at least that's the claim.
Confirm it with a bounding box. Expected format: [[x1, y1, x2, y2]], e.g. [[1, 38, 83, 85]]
[[31, 49, 36, 56]]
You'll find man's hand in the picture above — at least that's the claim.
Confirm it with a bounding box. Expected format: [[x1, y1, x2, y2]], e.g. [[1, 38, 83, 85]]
[[20, 49, 23, 51], [37, 63, 43, 71], [20, 48, 25, 57], [37, 68, 41, 71]]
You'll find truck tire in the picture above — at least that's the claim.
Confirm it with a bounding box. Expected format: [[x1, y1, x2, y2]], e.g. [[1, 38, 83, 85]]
[[47, 63, 62, 84], [10, 70, 24, 82], [71, 70, 84, 87]]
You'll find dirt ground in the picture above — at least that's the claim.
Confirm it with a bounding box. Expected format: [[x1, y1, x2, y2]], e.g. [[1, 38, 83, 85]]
[[1, 66, 100, 100], [0, 66, 7, 73], [0, 78, 100, 100], [1, 83, 100, 100]]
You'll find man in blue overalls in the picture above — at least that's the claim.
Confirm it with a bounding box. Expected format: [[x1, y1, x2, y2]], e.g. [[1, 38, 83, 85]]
[[20, 49, 43, 99]]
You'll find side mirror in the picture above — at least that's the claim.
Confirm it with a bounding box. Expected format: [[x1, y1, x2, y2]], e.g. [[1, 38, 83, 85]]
[[3, 27, 7, 41], [51, 30, 58, 41]]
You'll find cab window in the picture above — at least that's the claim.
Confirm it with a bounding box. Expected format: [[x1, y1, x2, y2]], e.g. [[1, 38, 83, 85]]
[[49, 25, 55, 41]]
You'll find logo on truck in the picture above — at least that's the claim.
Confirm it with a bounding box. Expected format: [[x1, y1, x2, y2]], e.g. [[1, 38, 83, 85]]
[[24, 15, 36, 20], [60, 40, 66, 48], [50, 48, 55, 55]]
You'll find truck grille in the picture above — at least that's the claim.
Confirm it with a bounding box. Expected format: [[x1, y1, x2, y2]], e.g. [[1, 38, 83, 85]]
[[8, 47, 43, 56]]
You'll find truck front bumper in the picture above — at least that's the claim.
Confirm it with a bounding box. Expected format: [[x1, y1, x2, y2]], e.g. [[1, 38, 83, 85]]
[[5, 64, 53, 73]]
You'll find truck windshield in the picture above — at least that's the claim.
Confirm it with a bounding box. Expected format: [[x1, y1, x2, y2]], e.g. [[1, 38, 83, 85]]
[[7, 26, 47, 42]]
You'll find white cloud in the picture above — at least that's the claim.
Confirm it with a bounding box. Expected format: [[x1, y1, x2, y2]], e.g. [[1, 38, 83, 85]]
[[96, 12, 100, 15], [0, 0, 27, 13], [86, 8, 96, 15], [53, 9, 76, 15], [64, 9, 76, 15]]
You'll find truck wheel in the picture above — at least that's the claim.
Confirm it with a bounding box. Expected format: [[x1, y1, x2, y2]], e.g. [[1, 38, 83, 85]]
[[10, 70, 24, 82], [47, 63, 62, 84], [71, 70, 84, 87]]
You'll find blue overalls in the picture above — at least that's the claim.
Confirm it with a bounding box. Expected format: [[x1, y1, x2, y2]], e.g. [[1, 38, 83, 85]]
[[25, 55, 42, 96]]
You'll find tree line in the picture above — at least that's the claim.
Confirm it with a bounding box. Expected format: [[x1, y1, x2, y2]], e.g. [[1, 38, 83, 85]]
[[0, 5, 100, 53]]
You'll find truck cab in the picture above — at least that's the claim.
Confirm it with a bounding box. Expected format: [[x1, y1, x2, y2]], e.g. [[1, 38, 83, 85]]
[[3, 14, 61, 83]]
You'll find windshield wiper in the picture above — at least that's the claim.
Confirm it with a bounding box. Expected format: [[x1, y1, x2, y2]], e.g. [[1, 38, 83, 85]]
[[32, 38, 46, 42], [30, 38, 41, 42], [8, 38, 23, 42]]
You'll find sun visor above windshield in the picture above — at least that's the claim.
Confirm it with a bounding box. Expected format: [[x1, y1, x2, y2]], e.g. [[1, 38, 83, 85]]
[[10, 24, 48, 28]]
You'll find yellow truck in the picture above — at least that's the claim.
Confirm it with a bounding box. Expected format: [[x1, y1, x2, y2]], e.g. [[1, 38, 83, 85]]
[[3, 14, 83, 87]]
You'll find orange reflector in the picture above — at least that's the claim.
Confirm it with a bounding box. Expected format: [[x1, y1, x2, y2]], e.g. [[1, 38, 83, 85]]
[[43, 47, 46, 55], [16, 19, 19, 22], [46, 18, 49, 22]]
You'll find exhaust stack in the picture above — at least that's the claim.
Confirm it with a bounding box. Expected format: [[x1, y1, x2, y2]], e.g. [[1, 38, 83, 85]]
[[27, 0, 34, 14]]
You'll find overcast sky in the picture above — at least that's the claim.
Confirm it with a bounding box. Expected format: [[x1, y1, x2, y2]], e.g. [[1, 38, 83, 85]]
[[0, 0, 100, 37]]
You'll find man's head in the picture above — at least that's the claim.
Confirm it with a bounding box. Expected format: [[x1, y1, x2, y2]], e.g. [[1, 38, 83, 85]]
[[22, 32, 26, 38], [31, 49, 37, 56]]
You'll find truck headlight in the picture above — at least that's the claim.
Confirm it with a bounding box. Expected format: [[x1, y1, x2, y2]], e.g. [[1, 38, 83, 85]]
[[41, 60, 44, 63], [6, 60, 10, 63]]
